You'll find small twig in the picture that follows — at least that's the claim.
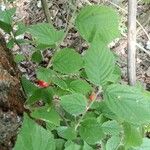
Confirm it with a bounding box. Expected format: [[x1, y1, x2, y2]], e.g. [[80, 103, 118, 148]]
[[41, 0, 52, 24], [127, 0, 137, 86], [58, 111, 69, 127], [46, 2, 78, 68], [136, 43, 150, 56], [10, 30, 29, 61], [107, 0, 150, 41], [74, 87, 102, 131]]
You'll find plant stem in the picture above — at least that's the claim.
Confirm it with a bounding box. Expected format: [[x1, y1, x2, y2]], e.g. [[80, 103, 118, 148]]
[[127, 0, 137, 86], [46, 2, 77, 68], [10, 31, 29, 61], [74, 87, 102, 131], [41, 0, 52, 24]]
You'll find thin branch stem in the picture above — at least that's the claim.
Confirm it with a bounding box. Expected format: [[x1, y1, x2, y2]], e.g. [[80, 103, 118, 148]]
[[127, 0, 137, 86], [121, 32, 150, 57], [10, 31, 29, 61], [107, 0, 150, 41], [75, 87, 102, 131], [46, 2, 77, 68], [41, 0, 52, 24]]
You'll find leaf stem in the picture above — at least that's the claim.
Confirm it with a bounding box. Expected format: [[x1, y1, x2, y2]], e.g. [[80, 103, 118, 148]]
[[74, 87, 102, 131], [41, 0, 52, 24]]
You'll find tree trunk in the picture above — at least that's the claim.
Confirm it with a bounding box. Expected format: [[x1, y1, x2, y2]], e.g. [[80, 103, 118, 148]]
[[0, 33, 25, 150]]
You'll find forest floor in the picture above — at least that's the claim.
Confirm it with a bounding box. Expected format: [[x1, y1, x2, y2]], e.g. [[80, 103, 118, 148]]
[[2, 0, 150, 89]]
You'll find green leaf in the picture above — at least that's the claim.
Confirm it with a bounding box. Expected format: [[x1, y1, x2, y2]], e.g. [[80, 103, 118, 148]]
[[14, 54, 26, 63], [46, 122, 57, 131], [8, 0, 16, 3], [123, 122, 142, 147], [14, 114, 55, 150], [117, 145, 126, 150], [143, 0, 150, 3], [55, 139, 65, 150], [28, 23, 64, 48], [52, 48, 83, 74], [15, 22, 26, 36], [0, 20, 12, 33], [102, 120, 122, 136], [82, 142, 93, 150], [6, 38, 15, 49], [21, 77, 38, 97], [106, 65, 121, 83], [79, 118, 104, 144], [75, 5, 120, 44], [96, 101, 118, 120], [31, 106, 60, 126], [0, 8, 16, 33], [84, 42, 115, 85], [57, 126, 76, 140], [27, 87, 53, 104], [64, 141, 81, 150], [31, 51, 43, 63], [16, 39, 30, 45], [105, 84, 150, 124], [135, 138, 150, 150], [36, 67, 67, 90], [106, 136, 120, 150], [69, 79, 92, 95], [60, 93, 88, 116]]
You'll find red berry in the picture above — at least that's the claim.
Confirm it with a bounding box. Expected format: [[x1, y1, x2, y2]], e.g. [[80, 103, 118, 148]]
[[89, 93, 96, 101], [37, 80, 49, 88]]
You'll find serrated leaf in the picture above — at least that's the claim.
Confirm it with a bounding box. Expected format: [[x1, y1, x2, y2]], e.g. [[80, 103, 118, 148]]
[[96, 101, 118, 120], [82, 142, 93, 150], [60, 93, 88, 116], [13, 114, 55, 150], [52, 48, 83, 74], [31, 51, 43, 63], [75, 5, 120, 44], [57, 126, 76, 140], [27, 87, 53, 104], [14, 54, 26, 63], [105, 84, 150, 124], [36, 67, 67, 90], [135, 138, 150, 150], [117, 145, 126, 150], [123, 122, 142, 147], [21, 77, 38, 97], [6, 38, 15, 49], [15, 22, 26, 36], [0, 8, 16, 33], [102, 120, 122, 136], [106, 65, 121, 83], [106, 136, 120, 150], [79, 118, 104, 144], [31, 106, 60, 126], [28, 23, 64, 48], [64, 141, 81, 150], [69, 79, 92, 95], [84, 42, 115, 85], [55, 139, 65, 150]]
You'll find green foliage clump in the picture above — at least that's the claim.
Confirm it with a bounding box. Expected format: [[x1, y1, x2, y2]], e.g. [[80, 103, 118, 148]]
[[0, 4, 150, 150]]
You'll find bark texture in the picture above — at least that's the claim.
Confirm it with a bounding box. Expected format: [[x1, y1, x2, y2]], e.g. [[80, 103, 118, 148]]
[[0, 33, 25, 150], [127, 0, 137, 85]]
